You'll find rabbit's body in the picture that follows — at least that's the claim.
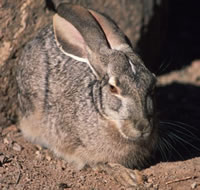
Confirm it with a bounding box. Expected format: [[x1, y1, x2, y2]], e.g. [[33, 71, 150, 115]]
[[17, 4, 158, 170]]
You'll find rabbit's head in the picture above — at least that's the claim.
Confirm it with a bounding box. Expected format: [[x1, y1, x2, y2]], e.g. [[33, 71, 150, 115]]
[[53, 4, 157, 142]]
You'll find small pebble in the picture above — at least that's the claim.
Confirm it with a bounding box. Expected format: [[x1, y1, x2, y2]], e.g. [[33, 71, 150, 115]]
[[12, 142, 22, 151], [3, 138, 10, 144], [145, 182, 153, 188], [35, 150, 43, 160], [0, 154, 10, 166], [2, 186, 9, 190], [103, 179, 107, 184], [147, 177, 153, 183], [35, 145, 43, 150], [58, 183, 71, 189], [57, 160, 67, 170], [35, 150, 40, 155], [80, 175, 86, 181], [191, 182, 197, 189], [0, 155, 6, 166], [46, 155, 52, 161], [153, 184, 159, 190]]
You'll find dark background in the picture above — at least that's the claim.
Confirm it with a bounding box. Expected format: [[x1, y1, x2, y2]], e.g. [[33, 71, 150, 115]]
[[161, 0, 200, 72], [154, 0, 200, 162]]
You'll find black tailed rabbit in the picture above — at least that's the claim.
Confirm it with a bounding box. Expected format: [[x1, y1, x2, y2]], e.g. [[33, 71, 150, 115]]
[[17, 3, 158, 186]]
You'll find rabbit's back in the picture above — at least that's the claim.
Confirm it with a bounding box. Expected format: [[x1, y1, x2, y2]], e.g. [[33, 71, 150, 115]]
[[17, 25, 99, 153], [18, 25, 96, 114]]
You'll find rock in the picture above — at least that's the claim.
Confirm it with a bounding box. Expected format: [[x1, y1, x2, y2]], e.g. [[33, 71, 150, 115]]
[[3, 137, 10, 144], [0, 153, 10, 166], [191, 182, 197, 189], [45, 154, 52, 161], [58, 183, 71, 189], [12, 142, 22, 151], [35, 150, 43, 160]]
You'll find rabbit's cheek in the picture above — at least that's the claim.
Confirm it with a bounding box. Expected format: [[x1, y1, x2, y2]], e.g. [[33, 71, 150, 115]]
[[107, 96, 122, 112]]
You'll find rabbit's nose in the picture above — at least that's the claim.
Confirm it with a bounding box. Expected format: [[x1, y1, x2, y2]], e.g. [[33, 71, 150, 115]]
[[135, 119, 151, 135]]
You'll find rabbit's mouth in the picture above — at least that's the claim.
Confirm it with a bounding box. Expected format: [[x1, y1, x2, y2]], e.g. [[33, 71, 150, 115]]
[[115, 119, 154, 141]]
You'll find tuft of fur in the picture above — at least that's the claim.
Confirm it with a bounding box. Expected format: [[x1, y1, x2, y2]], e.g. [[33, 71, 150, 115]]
[[16, 4, 158, 170]]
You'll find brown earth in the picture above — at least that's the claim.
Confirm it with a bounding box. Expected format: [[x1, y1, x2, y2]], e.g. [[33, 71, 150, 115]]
[[0, 61, 200, 190]]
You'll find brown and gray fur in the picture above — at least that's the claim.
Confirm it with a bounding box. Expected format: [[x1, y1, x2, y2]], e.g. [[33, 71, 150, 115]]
[[16, 4, 158, 170]]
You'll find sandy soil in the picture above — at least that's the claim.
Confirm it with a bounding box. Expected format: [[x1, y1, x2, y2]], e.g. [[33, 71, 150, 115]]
[[0, 61, 200, 190]]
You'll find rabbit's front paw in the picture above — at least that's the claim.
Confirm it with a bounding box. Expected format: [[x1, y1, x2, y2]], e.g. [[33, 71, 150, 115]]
[[93, 163, 144, 188]]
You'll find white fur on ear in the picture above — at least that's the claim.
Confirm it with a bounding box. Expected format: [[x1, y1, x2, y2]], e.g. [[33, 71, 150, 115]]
[[129, 60, 136, 75], [55, 40, 99, 78], [53, 14, 88, 60], [53, 14, 99, 78], [56, 43, 89, 63], [85, 60, 100, 78]]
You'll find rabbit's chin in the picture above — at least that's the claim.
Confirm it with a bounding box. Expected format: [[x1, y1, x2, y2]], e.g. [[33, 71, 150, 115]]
[[113, 119, 152, 141]]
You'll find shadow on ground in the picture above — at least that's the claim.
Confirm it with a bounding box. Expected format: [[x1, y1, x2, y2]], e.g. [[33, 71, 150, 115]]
[[154, 82, 200, 163]]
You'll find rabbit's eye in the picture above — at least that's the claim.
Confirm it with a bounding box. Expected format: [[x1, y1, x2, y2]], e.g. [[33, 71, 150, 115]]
[[109, 84, 118, 94]]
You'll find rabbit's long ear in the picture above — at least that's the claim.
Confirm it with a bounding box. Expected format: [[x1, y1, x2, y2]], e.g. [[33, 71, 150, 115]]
[[53, 4, 109, 79], [89, 10, 132, 53], [53, 14, 88, 63]]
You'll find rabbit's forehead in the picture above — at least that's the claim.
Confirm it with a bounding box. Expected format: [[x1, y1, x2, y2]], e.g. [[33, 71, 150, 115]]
[[108, 56, 143, 80], [106, 51, 155, 85], [108, 52, 131, 73], [107, 52, 156, 91]]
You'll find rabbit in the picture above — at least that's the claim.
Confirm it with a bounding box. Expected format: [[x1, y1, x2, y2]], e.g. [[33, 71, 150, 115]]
[[16, 3, 158, 175]]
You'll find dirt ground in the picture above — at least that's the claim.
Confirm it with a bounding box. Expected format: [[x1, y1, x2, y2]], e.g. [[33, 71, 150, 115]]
[[0, 60, 200, 190]]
